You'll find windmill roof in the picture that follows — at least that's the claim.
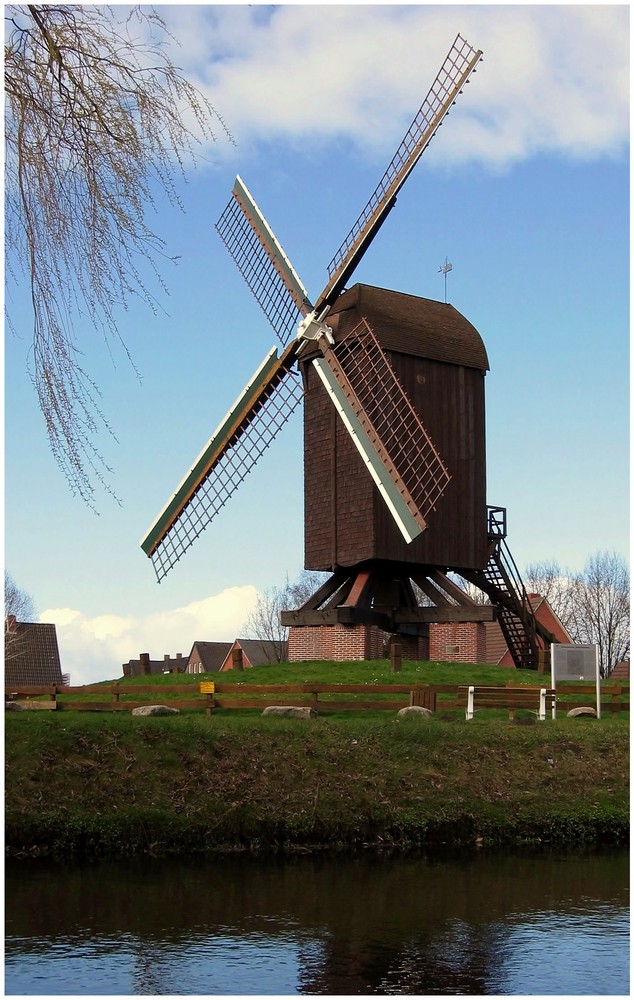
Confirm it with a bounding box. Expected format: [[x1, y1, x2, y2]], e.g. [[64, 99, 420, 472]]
[[327, 284, 489, 371]]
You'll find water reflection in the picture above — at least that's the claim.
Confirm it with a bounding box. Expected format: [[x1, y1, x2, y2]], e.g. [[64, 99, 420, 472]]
[[5, 850, 629, 995]]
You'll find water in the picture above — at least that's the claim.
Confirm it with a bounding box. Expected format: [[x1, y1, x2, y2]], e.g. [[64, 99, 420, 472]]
[[5, 850, 629, 996]]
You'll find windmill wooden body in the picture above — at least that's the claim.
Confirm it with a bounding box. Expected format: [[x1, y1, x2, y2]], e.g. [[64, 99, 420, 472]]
[[141, 35, 555, 668]]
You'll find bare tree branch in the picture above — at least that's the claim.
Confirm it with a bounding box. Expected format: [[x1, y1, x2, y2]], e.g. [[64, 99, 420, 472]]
[[5, 4, 232, 508], [5, 571, 37, 661], [525, 552, 630, 675]]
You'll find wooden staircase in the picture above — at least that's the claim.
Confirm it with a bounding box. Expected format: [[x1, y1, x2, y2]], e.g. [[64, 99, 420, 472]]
[[460, 507, 555, 669]]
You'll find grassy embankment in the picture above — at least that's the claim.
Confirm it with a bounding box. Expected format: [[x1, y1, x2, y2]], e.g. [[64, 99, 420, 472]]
[[5, 660, 629, 857]]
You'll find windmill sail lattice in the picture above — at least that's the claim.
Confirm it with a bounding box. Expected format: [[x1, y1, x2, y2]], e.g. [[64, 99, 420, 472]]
[[313, 320, 450, 542], [322, 320, 450, 528], [216, 175, 312, 344], [141, 343, 303, 581], [316, 33, 482, 314]]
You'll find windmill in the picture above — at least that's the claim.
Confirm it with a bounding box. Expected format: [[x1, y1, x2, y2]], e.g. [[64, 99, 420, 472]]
[[141, 34, 555, 668]]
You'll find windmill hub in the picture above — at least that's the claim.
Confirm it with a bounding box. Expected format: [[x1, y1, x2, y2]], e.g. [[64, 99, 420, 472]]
[[297, 311, 334, 346]]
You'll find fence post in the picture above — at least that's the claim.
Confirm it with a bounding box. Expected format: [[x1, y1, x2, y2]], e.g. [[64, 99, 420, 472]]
[[538, 648, 550, 674], [390, 642, 402, 673]]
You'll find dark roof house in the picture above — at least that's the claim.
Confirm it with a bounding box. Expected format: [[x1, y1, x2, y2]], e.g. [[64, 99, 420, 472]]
[[186, 642, 233, 674], [5, 618, 64, 686], [219, 638, 287, 671]]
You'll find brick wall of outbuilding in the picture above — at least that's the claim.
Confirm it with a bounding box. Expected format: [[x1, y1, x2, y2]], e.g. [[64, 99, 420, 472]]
[[288, 625, 429, 662], [428, 622, 487, 663]]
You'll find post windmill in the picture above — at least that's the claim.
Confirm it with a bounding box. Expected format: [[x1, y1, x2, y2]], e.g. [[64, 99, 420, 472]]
[[141, 34, 555, 669]]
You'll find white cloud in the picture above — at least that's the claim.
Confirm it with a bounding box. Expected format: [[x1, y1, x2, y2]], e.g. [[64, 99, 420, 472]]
[[40, 586, 259, 686], [161, 4, 628, 168]]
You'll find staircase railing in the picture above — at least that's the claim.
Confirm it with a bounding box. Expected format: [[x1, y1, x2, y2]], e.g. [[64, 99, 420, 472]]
[[460, 506, 545, 669]]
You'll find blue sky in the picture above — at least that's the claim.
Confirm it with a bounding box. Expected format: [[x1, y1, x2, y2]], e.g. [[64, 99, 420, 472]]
[[4, 4, 629, 684]]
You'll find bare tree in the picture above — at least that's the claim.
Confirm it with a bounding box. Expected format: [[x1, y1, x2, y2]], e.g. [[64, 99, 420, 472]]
[[523, 560, 578, 634], [5, 571, 36, 622], [5, 5, 231, 507], [5, 571, 37, 660], [570, 551, 630, 676], [243, 570, 329, 659], [448, 574, 489, 604], [525, 553, 629, 676]]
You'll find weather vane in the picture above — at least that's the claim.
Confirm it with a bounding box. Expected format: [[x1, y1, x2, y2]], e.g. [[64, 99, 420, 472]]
[[438, 256, 452, 303]]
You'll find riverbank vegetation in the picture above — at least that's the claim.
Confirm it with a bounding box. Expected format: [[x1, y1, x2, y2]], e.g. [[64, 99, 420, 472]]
[[5, 661, 628, 857]]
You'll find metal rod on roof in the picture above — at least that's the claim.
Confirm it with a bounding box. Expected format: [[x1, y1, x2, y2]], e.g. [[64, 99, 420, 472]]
[[438, 256, 452, 303]]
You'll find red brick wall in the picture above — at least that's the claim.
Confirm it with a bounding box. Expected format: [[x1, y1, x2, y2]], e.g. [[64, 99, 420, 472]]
[[288, 626, 429, 662], [288, 625, 388, 661], [429, 622, 487, 663]]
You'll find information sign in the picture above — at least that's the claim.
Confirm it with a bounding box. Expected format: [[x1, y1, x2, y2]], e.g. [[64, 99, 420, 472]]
[[199, 681, 215, 694], [551, 644, 600, 719]]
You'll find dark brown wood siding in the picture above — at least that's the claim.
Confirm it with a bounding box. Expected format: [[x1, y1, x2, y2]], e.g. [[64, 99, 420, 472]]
[[302, 286, 489, 573]]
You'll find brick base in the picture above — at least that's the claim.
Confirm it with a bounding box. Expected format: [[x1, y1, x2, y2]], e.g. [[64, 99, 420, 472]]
[[428, 622, 487, 663], [287, 625, 428, 662]]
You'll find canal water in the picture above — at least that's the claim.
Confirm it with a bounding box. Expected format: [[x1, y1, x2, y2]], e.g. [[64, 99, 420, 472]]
[[5, 849, 629, 996]]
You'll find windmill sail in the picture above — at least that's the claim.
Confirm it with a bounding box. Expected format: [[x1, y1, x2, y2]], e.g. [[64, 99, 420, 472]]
[[141, 342, 303, 581], [216, 175, 312, 345], [312, 319, 451, 543], [314, 33, 482, 314]]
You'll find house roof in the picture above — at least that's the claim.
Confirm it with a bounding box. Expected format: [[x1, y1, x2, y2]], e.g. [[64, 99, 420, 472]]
[[5, 621, 63, 686], [188, 641, 233, 672], [526, 594, 573, 645], [220, 638, 287, 670], [324, 284, 490, 371], [483, 594, 572, 666]]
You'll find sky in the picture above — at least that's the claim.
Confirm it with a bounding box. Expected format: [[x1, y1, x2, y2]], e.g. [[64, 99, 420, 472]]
[[4, 4, 630, 685]]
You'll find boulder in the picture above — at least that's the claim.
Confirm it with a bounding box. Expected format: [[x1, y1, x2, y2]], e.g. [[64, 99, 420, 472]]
[[5, 702, 23, 711], [131, 705, 180, 717], [396, 706, 434, 719], [566, 706, 597, 718], [261, 706, 318, 719]]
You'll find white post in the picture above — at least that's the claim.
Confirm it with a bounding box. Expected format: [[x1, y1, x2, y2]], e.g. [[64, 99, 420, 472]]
[[595, 645, 602, 720], [539, 688, 546, 721], [466, 685, 475, 721], [550, 643, 557, 719]]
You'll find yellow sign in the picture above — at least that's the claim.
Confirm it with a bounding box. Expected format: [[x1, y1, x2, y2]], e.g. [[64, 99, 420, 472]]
[[199, 681, 215, 694]]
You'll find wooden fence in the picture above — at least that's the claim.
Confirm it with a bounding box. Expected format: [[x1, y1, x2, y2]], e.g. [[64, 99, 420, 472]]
[[4, 681, 630, 716]]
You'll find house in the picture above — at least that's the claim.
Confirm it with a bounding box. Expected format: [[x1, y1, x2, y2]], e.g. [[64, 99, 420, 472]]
[[428, 594, 572, 666], [122, 652, 186, 678], [5, 617, 66, 686], [218, 638, 287, 671], [186, 642, 232, 674], [185, 639, 286, 674]]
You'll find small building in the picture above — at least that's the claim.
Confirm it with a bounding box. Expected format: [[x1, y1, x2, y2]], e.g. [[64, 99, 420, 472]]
[[186, 642, 233, 674], [5, 617, 65, 686], [218, 638, 287, 672], [122, 652, 186, 678], [185, 639, 286, 674]]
